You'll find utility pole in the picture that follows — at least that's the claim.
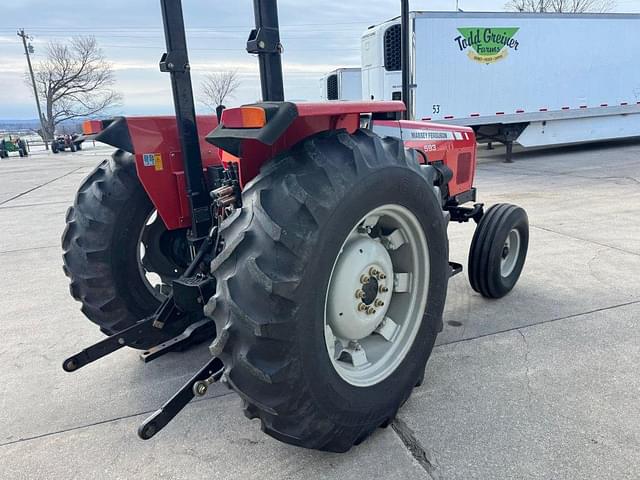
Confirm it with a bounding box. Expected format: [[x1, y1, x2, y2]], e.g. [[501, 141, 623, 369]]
[[17, 29, 48, 150]]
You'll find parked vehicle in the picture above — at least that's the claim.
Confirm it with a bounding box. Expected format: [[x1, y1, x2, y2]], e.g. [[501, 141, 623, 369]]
[[51, 134, 82, 153], [0, 137, 27, 158], [61, 0, 529, 452], [362, 12, 640, 161], [320, 68, 362, 100]]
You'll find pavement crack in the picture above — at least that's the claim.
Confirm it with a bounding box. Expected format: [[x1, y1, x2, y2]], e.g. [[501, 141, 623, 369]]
[[0, 200, 71, 210], [517, 329, 535, 406], [0, 244, 58, 255], [391, 416, 438, 479], [0, 167, 84, 206], [436, 299, 640, 349], [0, 391, 234, 448], [531, 225, 640, 258]]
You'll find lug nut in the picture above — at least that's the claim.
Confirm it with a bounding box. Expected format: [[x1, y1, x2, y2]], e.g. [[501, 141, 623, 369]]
[[378, 272, 387, 280], [366, 306, 376, 315], [358, 303, 367, 312], [369, 267, 379, 276], [379, 285, 389, 293], [355, 290, 365, 299], [374, 299, 385, 307], [360, 274, 371, 284]]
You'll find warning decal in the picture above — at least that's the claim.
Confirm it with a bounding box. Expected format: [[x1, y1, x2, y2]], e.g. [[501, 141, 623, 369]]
[[142, 153, 163, 171]]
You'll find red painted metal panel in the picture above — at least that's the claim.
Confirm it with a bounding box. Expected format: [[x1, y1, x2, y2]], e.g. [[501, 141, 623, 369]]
[[229, 112, 361, 186], [373, 119, 476, 197], [126, 116, 221, 230], [118, 102, 419, 230]]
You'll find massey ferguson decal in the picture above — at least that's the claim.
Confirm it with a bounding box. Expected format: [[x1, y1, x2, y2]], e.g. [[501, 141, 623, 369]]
[[372, 124, 457, 141], [455, 27, 520, 64]]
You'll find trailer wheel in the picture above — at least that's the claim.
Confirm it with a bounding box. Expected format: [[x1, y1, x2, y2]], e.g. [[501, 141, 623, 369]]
[[468, 204, 529, 299], [62, 150, 190, 341], [206, 129, 449, 452]]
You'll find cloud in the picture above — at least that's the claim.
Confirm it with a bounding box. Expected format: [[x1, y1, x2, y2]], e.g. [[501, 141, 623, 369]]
[[2, 0, 637, 118]]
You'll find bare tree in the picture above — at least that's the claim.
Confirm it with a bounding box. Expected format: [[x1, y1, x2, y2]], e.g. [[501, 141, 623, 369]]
[[506, 0, 546, 11], [506, 0, 615, 12], [28, 36, 121, 141], [200, 70, 240, 111]]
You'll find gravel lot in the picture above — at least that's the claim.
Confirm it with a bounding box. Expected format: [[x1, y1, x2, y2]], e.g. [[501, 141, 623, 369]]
[[1, 140, 639, 479]]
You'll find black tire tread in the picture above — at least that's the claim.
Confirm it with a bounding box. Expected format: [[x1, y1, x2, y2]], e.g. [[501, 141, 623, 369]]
[[206, 129, 448, 452], [62, 151, 157, 334], [468, 203, 528, 298]]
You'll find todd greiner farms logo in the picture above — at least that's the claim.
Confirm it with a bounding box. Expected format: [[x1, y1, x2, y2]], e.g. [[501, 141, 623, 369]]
[[454, 27, 520, 64]]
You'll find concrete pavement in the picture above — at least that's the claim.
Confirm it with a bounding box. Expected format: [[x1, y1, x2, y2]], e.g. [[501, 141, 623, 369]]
[[0, 140, 638, 479]]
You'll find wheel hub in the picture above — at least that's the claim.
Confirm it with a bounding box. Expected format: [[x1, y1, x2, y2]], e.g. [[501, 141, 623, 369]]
[[500, 229, 521, 277], [323, 204, 430, 387], [326, 237, 393, 341], [361, 275, 379, 305]]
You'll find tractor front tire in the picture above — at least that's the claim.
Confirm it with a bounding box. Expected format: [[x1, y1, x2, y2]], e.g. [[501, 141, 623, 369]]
[[206, 129, 449, 452], [62, 150, 171, 340], [468, 203, 529, 298]]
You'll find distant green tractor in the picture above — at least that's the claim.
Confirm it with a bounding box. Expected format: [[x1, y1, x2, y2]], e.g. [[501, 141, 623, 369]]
[[0, 138, 27, 158]]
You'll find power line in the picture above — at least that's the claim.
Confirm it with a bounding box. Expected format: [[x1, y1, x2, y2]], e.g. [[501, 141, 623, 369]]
[[0, 20, 373, 31], [97, 44, 360, 52]]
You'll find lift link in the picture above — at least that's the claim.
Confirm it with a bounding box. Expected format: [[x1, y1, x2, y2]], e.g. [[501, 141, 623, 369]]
[[138, 356, 225, 440]]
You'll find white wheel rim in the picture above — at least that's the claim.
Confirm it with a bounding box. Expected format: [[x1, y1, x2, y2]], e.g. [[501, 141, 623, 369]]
[[323, 204, 430, 387], [500, 228, 521, 277]]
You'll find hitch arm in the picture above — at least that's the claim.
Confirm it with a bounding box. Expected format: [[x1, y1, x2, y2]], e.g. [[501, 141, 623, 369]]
[[63, 316, 158, 372], [62, 297, 180, 372], [138, 356, 224, 439]]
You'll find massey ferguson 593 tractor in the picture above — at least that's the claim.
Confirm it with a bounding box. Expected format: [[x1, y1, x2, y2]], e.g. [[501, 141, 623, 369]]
[[61, 0, 529, 451]]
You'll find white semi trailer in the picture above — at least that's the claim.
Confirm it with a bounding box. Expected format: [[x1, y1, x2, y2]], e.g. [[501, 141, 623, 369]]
[[320, 68, 362, 101], [361, 12, 640, 161]]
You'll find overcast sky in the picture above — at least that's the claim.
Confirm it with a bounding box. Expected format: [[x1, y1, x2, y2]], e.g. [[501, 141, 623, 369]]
[[1, 0, 639, 119]]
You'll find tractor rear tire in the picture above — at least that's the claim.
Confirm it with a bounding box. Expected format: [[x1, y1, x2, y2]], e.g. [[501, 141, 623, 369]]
[[62, 150, 178, 341], [468, 203, 529, 299], [205, 129, 449, 452]]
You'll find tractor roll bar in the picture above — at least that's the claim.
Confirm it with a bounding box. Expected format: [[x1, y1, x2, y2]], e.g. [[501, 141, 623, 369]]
[[159, 0, 212, 242], [247, 0, 285, 102]]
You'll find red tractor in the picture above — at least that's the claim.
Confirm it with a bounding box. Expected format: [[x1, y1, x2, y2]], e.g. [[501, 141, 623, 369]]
[[62, 0, 528, 452]]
